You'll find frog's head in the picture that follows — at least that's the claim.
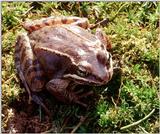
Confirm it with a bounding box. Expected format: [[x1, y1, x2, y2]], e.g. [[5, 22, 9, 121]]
[[63, 50, 113, 86]]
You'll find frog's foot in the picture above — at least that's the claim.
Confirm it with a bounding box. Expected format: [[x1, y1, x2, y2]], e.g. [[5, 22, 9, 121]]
[[46, 79, 93, 107], [74, 90, 94, 107]]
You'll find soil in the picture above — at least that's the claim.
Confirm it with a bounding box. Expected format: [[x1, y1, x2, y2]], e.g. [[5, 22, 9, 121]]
[[2, 80, 121, 133], [2, 93, 53, 133]]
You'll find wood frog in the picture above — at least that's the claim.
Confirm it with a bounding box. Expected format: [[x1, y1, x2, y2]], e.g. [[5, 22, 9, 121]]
[[15, 16, 113, 109]]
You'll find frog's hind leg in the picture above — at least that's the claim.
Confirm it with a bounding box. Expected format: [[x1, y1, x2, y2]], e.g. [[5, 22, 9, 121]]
[[15, 34, 50, 115], [23, 16, 90, 32], [15, 33, 45, 102], [15, 35, 32, 103]]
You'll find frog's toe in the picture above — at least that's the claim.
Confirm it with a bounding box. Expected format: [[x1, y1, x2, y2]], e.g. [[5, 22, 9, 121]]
[[75, 100, 87, 107], [74, 91, 93, 107], [78, 90, 94, 98]]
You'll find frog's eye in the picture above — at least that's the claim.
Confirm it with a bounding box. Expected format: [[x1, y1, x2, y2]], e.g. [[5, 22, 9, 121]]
[[105, 53, 112, 66], [77, 69, 88, 77], [108, 53, 113, 68], [106, 53, 111, 62], [97, 51, 112, 65], [77, 66, 89, 77]]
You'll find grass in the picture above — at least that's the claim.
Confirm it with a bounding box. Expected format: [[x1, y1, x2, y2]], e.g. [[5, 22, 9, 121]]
[[2, 1, 160, 133]]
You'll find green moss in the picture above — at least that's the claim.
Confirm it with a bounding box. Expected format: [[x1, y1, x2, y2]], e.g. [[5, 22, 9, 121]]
[[2, 2, 159, 133]]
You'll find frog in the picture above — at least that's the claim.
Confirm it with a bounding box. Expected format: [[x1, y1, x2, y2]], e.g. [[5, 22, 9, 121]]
[[15, 16, 113, 110]]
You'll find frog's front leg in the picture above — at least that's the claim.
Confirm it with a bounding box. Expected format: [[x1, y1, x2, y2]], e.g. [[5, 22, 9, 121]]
[[46, 79, 93, 107], [23, 16, 90, 33]]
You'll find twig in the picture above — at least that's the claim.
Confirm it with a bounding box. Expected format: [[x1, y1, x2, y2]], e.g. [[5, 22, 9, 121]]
[[70, 115, 88, 134], [2, 6, 34, 37], [90, 3, 128, 30], [41, 128, 54, 134], [3, 74, 15, 84], [90, 18, 109, 29], [139, 126, 149, 134], [111, 97, 117, 109], [110, 3, 128, 22], [23, 6, 34, 16], [60, 116, 71, 132], [120, 109, 155, 130]]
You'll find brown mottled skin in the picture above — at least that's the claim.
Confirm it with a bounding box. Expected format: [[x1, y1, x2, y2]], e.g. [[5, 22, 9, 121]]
[[15, 16, 113, 109]]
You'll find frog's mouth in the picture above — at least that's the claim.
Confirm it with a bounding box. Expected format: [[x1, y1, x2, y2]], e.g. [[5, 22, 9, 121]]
[[63, 74, 99, 85], [63, 72, 112, 86]]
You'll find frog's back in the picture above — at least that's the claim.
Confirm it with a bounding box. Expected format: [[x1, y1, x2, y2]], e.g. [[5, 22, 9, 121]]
[[29, 25, 101, 64]]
